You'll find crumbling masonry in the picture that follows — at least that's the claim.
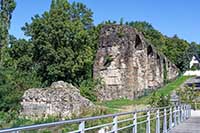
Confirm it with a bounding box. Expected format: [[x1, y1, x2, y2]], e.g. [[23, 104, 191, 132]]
[[93, 25, 179, 101]]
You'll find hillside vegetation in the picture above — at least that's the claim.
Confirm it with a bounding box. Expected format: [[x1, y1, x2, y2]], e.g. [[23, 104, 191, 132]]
[[99, 76, 191, 112]]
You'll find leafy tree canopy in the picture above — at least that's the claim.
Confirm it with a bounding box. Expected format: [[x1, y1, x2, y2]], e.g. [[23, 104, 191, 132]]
[[20, 0, 97, 85], [0, 0, 16, 62], [126, 21, 197, 72]]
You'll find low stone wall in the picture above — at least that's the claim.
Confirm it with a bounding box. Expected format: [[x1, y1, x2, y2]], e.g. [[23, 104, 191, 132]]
[[93, 25, 179, 101], [20, 81, 94, 118]]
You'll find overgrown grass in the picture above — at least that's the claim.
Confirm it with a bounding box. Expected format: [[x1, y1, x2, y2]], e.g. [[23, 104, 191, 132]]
[[98, 99, 138, 109], [154, 76, 191, 96], [99, 76, 191, 110]]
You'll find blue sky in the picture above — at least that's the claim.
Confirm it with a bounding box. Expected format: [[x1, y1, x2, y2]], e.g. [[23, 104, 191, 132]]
[[10, 0, 200, 43]]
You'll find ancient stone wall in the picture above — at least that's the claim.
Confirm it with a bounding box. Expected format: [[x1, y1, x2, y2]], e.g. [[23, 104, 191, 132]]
[[93, 25, 179, 101], [20, 81, 94, 118]]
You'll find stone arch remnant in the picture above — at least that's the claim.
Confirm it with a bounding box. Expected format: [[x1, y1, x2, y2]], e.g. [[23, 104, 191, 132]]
[[93, 25, 179, 101], [135, 34, 143, 50]]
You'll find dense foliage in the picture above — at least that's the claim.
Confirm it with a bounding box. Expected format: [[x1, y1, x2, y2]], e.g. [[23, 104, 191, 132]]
[[20, 0, 98, 86], [126, 21, 196, 72], [0, 0, 16, 62], [148, 92, 170, 107], [176, 86, 200, 109], [0, 66, 42, 112], [0, 0, 100, 115]]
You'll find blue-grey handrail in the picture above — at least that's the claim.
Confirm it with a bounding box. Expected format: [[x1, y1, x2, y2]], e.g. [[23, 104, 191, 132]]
[[0, 104, 191, 133]]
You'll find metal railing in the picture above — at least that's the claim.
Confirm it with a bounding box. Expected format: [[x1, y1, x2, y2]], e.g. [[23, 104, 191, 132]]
[[0, 104, 191, 133]]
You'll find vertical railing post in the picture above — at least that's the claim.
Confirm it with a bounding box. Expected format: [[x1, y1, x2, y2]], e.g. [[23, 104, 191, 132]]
[[146, 111, 150, 133], [169, 107, 172, 130], [133, 112, 137, 133], [112, 116, 118, 133], [156, 109, 160, 133], [183, 105, 185, 120], [195, 102, 197, 110], [180, 105, 183, 122], [185, 105, 189, 119], [188, 105, 190, 118], [178, 105, 181, 124], [163, 108, 167, 133], [187, 105, 191, 118], [184, 105, 186, 120], [184, 105, 187, 120], [173, 106, 177, 127], [79, 121, 85, 133], [11, 131, 20, 133], [189, 105, 191, 118]]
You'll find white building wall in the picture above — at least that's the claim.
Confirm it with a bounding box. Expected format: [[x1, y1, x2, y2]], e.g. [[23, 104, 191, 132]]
[[190, 56, 200, 68]]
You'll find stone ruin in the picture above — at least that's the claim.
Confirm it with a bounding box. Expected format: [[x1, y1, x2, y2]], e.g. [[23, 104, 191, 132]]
[[20, 81, 94, 118], [20, 25, 179, 118], [93, 25, 179, 101]]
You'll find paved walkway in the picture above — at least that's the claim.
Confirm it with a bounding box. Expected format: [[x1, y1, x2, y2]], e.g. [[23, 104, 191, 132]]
[[170, 76, 200, 132], [170, 110, 200, 133]]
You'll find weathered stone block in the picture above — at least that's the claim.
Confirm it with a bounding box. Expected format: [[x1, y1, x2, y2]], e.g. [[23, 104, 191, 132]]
[[20, 81, 94, 118]]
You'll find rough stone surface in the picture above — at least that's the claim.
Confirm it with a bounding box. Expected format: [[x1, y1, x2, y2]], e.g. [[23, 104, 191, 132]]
[[94, 25, 179, 101], [20, 81, 94, 118]]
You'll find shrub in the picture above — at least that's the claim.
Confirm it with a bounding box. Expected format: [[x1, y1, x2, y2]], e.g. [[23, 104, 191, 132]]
[[190, 65, 200, 70], [0, 66, 42, 112], [148, 92, 170, 107], [176, 86, 199, 109], [80, 78, 102, 102]]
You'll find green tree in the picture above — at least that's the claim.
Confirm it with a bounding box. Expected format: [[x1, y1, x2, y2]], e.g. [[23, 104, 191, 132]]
[[22, 0, 97, 85], [102, 20, 117, 24], [163, 36, 190, 71], [196, 43, 200, 57], [127, 21, 193, 72], [7, 36, 34, 71], [0, 66, 42, 112], [127, 21, 165, 50], [0, 0, 16, 62]]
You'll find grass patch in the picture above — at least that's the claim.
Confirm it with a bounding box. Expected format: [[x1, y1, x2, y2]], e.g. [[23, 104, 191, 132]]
[[154, 76, 191, 96], [99, 99, 136, 109], [99, 76, 191, 110]]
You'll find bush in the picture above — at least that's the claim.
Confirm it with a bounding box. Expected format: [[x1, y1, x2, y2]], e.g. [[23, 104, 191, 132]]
[[190, 65, 200, 70], [148, 92, 170, 107], [176, 86, 199, 109], [0, 66, 42, 112], [80, 78, 102, 102]]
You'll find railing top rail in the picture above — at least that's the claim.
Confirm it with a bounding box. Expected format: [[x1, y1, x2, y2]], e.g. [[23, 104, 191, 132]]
[[0, 105, 187, 133]]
